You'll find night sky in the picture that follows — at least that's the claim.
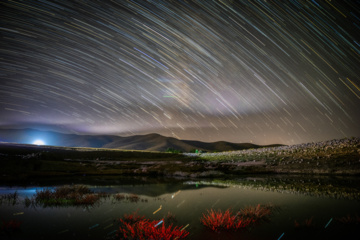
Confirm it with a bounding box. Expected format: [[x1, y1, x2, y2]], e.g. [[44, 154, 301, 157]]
[[1, 0, 359, 145]]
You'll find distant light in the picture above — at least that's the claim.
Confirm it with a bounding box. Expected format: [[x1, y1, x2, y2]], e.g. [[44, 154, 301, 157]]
[[33, 140, 45, 145]]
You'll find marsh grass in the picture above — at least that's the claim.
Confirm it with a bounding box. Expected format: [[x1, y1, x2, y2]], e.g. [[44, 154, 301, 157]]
[[164, 211, 177, 225], [126, 194, 139, 203], [337, 214, 360, 225], [116, 211, 189, 240], [112, 193, 148, 203], [294, 217, 315, 229], [0, 191, 19, 206], [200, 209, 254, 232], [1, 219, 22, 233], [239, 204, 274, 222], [34, 185, 106, 207], [113, 193, 125, 201], [200, 204, 277, 232]]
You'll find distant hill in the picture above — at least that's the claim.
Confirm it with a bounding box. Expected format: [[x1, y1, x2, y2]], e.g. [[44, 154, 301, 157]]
[[0, 128, 283, 152]]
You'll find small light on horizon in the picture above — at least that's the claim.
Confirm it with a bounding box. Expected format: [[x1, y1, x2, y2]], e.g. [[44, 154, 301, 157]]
[[33, 140, 45, 145]]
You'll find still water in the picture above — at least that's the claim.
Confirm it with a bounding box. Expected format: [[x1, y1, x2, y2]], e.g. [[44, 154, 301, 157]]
[[1, 175, 359, 240]]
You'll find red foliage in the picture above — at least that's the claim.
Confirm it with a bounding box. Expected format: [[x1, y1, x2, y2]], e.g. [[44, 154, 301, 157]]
[[240, 204, 272, 221], [126, 194, 139, 203], [116, 212, 189, 239], [294, 217, 314, 229], [34, 185, 106, 206], [337, 214, 360, 225], [121, 211, 145, 225], [1, 220, 22, 232], [200, 209, 254, 232], [75, 194, 100, 205], [114, 193, 125, 201]]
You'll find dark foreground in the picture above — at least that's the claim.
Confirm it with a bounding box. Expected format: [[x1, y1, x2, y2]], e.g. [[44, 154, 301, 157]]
[[0, 176, 359, 240], [0, 137, 359, 181]]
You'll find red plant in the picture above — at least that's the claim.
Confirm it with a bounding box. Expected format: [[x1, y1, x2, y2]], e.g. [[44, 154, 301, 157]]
[[200, 209, 254, 232], [116, 212, 189, 239], [114, 193, 125, 201], [75, 194, 100, 205], [126, 194, 139, 203], [294, 217, 315, 229], [337, 214, 360, 225], [116, 219, 189, 240], [34, 185, 106, 206], [239, 204, 272, 221], [121, 211, 145, 224], [1, 220, 22, 232], [165, 211, 177, 224]]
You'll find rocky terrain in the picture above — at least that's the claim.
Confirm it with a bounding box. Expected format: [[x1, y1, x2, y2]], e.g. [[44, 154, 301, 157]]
[[188, 137, 360, 175]]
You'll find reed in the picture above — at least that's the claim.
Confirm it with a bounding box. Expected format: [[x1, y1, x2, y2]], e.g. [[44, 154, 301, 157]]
[[34, 185, 105, 207]]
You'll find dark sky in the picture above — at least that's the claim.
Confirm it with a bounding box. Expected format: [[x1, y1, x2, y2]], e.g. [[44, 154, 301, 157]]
[[1, 0, 359, 145]]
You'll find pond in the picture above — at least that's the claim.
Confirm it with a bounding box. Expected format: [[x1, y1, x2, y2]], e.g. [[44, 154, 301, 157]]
[[1, 175, 359, 240]]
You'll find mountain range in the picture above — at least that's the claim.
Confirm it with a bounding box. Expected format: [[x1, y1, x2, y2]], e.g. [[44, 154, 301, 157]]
[[0, 128, 283, 152]]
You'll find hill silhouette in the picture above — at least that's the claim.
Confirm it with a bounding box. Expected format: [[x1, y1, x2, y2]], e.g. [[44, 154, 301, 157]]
[[0, 128, 282, 152]]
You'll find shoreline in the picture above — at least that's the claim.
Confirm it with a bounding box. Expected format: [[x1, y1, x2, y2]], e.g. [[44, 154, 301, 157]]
[[1, 137, 359, 181]]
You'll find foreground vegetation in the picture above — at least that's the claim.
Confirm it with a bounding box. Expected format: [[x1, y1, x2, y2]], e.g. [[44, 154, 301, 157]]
[[190, 137, 360, 175], [200, 204, 274, 232], [32, 185, 109, 207], [1, 186, 358, 239], [116, 211, 189, 240], [0, 137, 359, 180]]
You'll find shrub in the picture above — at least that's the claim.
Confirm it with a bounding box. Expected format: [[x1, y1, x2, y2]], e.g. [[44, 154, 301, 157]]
[[114, 193, 125, 201], [126, 194, 139, 203], [1, 220, 22, 232], [337, 214, 360, 225], [200, 209, 254, 232], [116, 212, 189, 239], [239, 204, 272, 222], [34, 185, 104, 207]]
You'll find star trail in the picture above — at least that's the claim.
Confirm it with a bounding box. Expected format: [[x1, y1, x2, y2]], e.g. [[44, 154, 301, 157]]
[[0, 0, 359, 145]]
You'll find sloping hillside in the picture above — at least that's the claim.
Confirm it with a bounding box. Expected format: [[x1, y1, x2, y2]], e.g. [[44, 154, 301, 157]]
[[0, 128, 281, 152]]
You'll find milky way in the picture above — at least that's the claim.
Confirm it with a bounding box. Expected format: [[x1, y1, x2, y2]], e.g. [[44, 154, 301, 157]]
[[0, 0, 359, 145]]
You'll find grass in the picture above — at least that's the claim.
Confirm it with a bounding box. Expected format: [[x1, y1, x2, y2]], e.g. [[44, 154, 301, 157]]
[[294, 217, 315, 229], [200, 209, 254, 232], [1, 188, 150, 208], [200, 204, 274, 232], [33, 185, 106, 207], [114, 193, 126, 201], [112, 193, 147, 203], [1, 137, 359, 179], [0, 142, 197, 179], [116, 212, 189, 240], [1, 219, 22, 233], [239, 204, 273, 222], [191, 137, 360, 175], [0, 192, 19, 205], [337, 214, 360, 225], [197, 137, 359, 166]]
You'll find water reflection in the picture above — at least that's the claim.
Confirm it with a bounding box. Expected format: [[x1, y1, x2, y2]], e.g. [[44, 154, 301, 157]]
[[184, 175, 360, 200], [0, 175, 359, 239]]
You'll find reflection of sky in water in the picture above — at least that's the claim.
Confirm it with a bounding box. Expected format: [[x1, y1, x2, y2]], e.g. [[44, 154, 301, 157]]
[[0, 187, 48, 197], [1, 180, 359, 239]]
